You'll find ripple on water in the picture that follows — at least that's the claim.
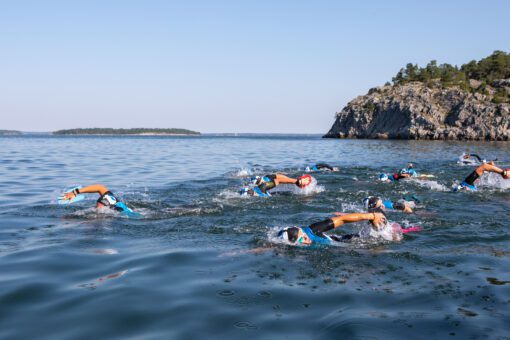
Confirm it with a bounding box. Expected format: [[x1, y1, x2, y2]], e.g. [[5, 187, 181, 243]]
[[0, 136, 509, 338]]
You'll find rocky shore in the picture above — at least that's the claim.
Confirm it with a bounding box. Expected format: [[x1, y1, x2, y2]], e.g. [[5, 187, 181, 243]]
[[324, 81, 510, 141]]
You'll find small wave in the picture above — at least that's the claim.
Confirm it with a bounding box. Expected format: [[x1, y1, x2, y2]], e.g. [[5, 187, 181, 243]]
[[478, 172, 510, 190], [68, 206, 137, 219], [233, 168, 253, 177], [409, 178, 448, 191]]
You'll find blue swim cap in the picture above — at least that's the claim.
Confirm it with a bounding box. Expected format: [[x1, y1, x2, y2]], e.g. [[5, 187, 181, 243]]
[[379, 174, 388, 181], [250, 176, 261, 185]]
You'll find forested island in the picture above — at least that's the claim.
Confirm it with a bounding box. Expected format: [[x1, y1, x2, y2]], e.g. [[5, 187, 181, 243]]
[[53, 128, 200, 136], [0, 130, 22, 135], [325, 51, 510, 140]]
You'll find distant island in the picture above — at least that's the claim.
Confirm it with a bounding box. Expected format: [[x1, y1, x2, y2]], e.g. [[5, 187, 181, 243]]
[[53, 128, 200, 136], [0, 130, 22, 135], [324, 51, 510, 140]]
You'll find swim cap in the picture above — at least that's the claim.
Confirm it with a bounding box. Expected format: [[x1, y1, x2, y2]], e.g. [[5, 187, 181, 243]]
[[103, 193, 118, 205], [363, 196, 380, 210], [305, 166, 311, 172], [399, 168, 408, 175], [277, 227, 300, 243], [296, 174, 312, 188], [378, 174, 388, 181], [250, 176, 261, 185]]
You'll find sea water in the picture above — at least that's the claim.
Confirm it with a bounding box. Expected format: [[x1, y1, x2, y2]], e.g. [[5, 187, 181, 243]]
[[0, 135, 509, 339]]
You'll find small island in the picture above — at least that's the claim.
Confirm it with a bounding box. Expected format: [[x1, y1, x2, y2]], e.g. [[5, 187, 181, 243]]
[[0, 130, 22, 135], [324, 51, 510, 140], [53, 128, 200, 136]]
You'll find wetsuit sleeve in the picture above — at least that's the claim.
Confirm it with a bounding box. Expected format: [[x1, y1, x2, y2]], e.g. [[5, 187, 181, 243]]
[[309, 219, 335, 235], [463, 171, 479, 186], [470, 154, 483, 162]]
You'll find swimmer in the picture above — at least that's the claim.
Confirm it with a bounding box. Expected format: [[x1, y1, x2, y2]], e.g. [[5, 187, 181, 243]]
[[277, 212, 388, 245], [240, 174, 312, 196], [305, 163, 339, 172], [458, 153, 485, 165], [59, 184, 138, 215], [363, 196, 418, 214], [379, 163, 433, 182], [454, 162, 510, 191]]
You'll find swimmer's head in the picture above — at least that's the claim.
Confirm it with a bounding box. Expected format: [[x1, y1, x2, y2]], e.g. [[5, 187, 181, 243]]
[[408, 163, 413, 169], [399, 168, 408, 175], [277, 227, 301, 243], [305, 166, 311, 172], [363, 196, 381, 210], [378, 174, 388, 181], [250, 176, 262, 185]]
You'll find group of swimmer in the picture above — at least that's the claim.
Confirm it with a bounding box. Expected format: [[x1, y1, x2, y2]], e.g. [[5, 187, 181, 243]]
[[59, 157, 509, 246]]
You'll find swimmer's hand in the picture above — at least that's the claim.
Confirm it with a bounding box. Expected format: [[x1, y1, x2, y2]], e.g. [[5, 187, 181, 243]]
[[371, 212, 388, 230], [502, 169, 510, 179], [59, 189, 79, 202]]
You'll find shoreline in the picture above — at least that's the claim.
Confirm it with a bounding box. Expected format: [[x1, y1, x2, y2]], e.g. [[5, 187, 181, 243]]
[[53, 133, 200, 136]]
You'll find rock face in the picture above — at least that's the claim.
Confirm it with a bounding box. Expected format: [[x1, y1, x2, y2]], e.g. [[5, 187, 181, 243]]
[[324, 82, 510, 140]]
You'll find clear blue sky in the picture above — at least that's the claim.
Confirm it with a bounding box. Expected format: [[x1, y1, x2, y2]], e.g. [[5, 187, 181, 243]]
[[1, 0, 509, 133]]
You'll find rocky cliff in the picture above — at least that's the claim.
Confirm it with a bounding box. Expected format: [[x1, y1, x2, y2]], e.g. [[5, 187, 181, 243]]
[[324, 81, 510, 140]]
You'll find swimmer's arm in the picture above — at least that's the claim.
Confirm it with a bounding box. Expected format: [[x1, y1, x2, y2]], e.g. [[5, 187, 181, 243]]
[[469, 154, 483, 162], [331, 213, 386, 228], [476, 163, 505, 176], [274, 174, 298, 185], [78, 184, 110, 195], [62, 184, 109, 200]]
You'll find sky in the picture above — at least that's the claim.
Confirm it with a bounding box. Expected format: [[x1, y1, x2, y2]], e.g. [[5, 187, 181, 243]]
[[1, 0, 509, 133]]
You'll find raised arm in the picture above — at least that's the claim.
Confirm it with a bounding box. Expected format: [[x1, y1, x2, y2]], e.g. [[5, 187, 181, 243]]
[[475, 163, 506, 177], [62, 184, 109, 201], [469, 154, 483, 162], [274, 174, 298, 185], [331, 212, 387, 229]]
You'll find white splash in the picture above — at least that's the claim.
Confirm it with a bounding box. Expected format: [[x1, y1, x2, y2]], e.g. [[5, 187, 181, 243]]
[[479, 172, 510, 190], [409, 178, 448, 191]]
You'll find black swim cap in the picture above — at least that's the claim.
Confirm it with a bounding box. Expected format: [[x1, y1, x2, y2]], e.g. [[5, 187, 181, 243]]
[[278, 227, 300, 243]]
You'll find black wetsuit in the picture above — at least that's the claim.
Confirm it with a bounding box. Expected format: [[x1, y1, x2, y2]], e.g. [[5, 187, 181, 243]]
[[463, 171, 480, 186], [257, 175, 277, 194], [315, 163, 335, 171], [307, 218, 359, 242]]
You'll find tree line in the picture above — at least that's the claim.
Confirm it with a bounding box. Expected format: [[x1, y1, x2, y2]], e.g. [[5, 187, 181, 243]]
[[392, 51, 510, 103], [53, 128, 200, 135]]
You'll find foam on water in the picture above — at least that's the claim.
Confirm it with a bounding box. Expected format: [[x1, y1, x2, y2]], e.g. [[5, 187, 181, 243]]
[[409, 178, 449, 191]]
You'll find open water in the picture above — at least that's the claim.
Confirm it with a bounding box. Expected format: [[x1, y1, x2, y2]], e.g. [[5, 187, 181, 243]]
[[0, 135, 509, 339]]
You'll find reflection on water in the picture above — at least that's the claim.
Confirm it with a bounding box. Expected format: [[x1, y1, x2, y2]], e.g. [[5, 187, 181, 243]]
[[0, 135, 509, 338]]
